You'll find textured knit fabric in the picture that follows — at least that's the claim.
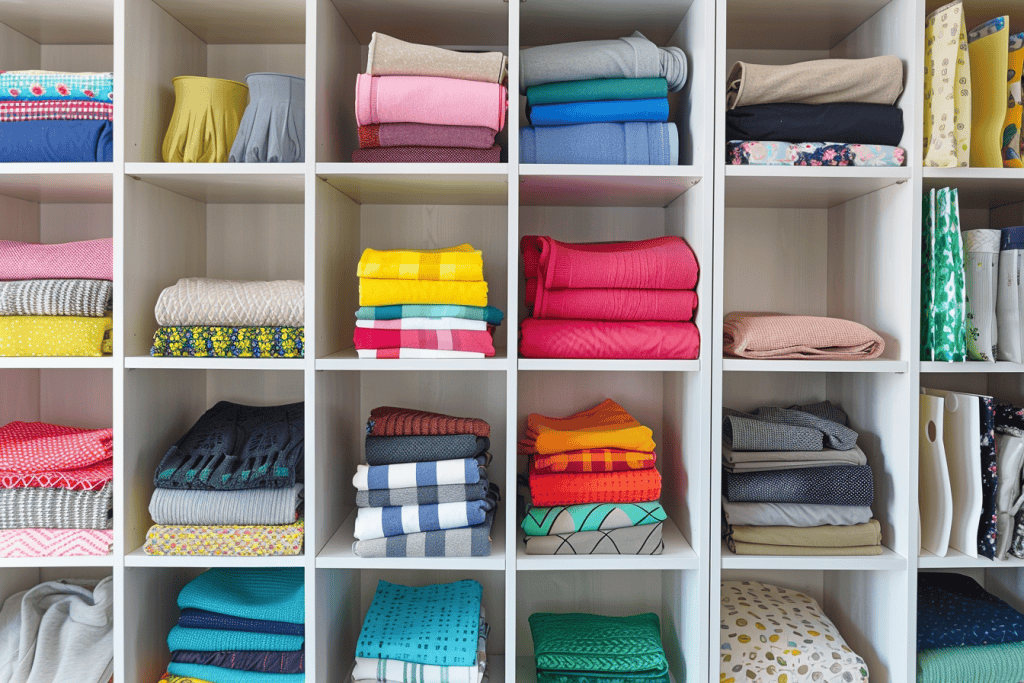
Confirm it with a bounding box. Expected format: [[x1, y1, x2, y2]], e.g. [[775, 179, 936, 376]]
[[0, 457, 112, 491], [0, 421, 112, 471], [520, 122, 678, 165], [354, 456, 487, 491], [0, 100, 113, 122], [165, 666, 302, 683], [528, 99, 669, 126], [726, 56, 903, 108], [722, 498, 874, 527], [0, 280, 111, 317], [0, 71, 113, 101], [725, 103, 905, 146], [354, 497, 495, 540], [355, 74, 506, 130], [0, 238, 112, 281], [722, 404, 857, 451], [359, 279, 487, 307], [162, 76, 249, 163], [155, 279, 304, 327], [724, 465, 874, 506], [179, 609, 303, 636], [523, 399, 655, 455], [352, 146, 502, 163], [724, 312, 885, 359], [229, 73, 304, 163], [177, 568, 304, 624], [171, 650, 304, 675], [154, 401, 304, 491], [0, 528, 112, 557], [523, 502, 666, 535], [727, 520, 881, 549], [356, 306, 504, 325], [364, 435, 488, 466], [530, 449, 655, 473], [536, 673, 667, 683], [917, 572, 1024, 649], [367, 33, 507, 84], [529, 612, 668, 675], [368, 406, 490, 438], [924, 1, 971, 167], [353, 507, 495, 558], [968, 17, 1010, 168], [167, 623, 303, 651], [151, 326, 304, 358], [527, 78, 668, 106], [0, 315, 112, 356], [358, 123, 497, 150], [963, 229, 1000, 361], [523, 523, 664, 555], [529, 467, 662, 507], [726, 140, 906, 166], [357, 479, 491, 507], [917, 641, 1024, 683], [723, 445, 866, 471], [0, 120, 113, 162], [143, 519, 303, 557], [525, 286, 697, 322], [979, 396, 999, 558], [520, 319, 699, 359], [354, 328, 495, 355], [0, 482, 112, 529], [358, 245, 483, 282], [357, 580, 482, 667], [148, 484, 303, 525]]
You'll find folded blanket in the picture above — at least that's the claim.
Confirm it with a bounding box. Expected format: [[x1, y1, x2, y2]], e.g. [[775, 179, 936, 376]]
[[726, 141, 907, 166], [353, 633, 485, 683], [151, 326, 304, 358], [178, 567, 304, 623], [0, 71, 114, 101], [0, 421, 112, 472], [523, 522, 664, 554], [722, 498, 874, 527], [354, 497, 495, 540], [162, 669, 303, 683], [357, 315, 489, 331], [0, 238, 112, 281], [171, 650, 304, 674], [149, 485, 303, 526], [530, 612, 668, 676], [354, 507, 495, 557], [917, 641, 1024, 683], [355, 74, 506, 130], [723, 445, 867, 470], [523, 501, 665, 535], [359, 123, 497, 149], [354, 455, 487, 490], [352, 146, 502, 163], [354, 328, 494, 355], [367, 32, 507, 83], [727, 539, 882, 556], [356, 304, 504, 325], [725, 102, 905, 146], [529, 99, 669, 126], [530, 448, 656, 473], [527, 286, 697, 321], [0, 315, 112, 356], [520, 319, 699, 359], [723, 312, 885, 360], [168, 625, 303, 653], [153, 401, 304, 491], [520, 32, 686, 93], [728, 519, 880, 548], [358, 245, 483, 282], [179, 609, 304, 636], [0, 482, 112, 529], [724, 465, 874, 506], [144, 519, 304, 556], [0, 528, 112, 557], [0, 279, 111, 317], [917, 572, 1024, 649], [529, 467, 662, 507], [365, 434, 488, 465], [154, 278, 304, 327], [520, 122, 677, 165], [726, 56, 904, 108], [358, 480, 493, 507], [368, 406, 490, 437], [359, 278, 487, 307], [0, 119, 113, 162], [0, 100, 114, 122], [527, 78, 668, 106], [0, 457, 112, 491], [523, 399, 655, 455], [357, 349, 484, 359], [723, 402, 856, 451]]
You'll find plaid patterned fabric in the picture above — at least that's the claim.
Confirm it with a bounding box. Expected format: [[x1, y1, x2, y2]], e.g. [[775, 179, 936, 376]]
[[0, 71, 114, 101], [354, 328, 495, 355], [531, 448, 656, 473], [0, 101, 113, 121], [357, 245, 483, 281]]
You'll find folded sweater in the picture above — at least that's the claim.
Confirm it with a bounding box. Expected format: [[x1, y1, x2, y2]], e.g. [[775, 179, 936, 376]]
[[0, 279, 112, 317], [148, 485, 303, 526]]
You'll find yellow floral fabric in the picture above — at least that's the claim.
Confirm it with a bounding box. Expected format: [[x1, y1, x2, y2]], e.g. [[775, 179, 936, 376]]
[[0, 315, 112, 356], [924, 0, 971, 167], [159, 674, 213, 683], [357, 244, 484, 282], [151, 326, 303, 358], [968, 16, 1009, 168], [359, 279, 487, 307], [162, 76, 249, 163], [143, 519, 304, 556]]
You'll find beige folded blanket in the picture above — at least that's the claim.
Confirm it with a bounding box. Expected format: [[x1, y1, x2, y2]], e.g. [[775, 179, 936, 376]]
[[726, 55, 904, 109], [367, 32, 508, 84], [724, 445, 868, 472], [155, 277, 304, 327], [723, 312, 885, 360], [729, 519, 881, 547], [728, 540, 883, 555]]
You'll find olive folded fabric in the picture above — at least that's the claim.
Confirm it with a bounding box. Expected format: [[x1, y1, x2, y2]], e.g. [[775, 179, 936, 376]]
[[728, 519, 881, 548]]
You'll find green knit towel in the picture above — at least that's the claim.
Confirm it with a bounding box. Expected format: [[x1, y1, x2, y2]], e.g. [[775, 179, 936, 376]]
[[529, 613, 668, 675], [538, 672, 671, 683], [917, 641, 1024, 682], [526, 78, 668, 106], [177, 568, 304, 624]]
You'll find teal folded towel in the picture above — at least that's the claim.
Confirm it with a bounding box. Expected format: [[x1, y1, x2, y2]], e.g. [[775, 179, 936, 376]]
[[168, 662, 305, 683], [177, 568, 304, 624], [520, 122, 678, 165], [526, 78, 669, 106], [168, 625, 304, 652]]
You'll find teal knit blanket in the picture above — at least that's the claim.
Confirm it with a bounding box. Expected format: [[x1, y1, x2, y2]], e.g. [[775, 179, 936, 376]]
[[529, 613, 668, 675], [168, 625, 304, 652], [177, 568, 304, 624], [917, 641, 1024, 682], [167, 662, 305, 683]]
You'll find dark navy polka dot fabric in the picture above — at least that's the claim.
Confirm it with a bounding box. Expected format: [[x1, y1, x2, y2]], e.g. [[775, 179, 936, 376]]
[[917, 572, 1024, 650]]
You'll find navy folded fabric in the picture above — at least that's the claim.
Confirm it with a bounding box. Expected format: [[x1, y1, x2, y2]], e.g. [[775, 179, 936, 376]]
[[364, 435, 489, 465], [528, 99, 669, 126], [521, 122, 678, 165], [724, 464, 873, 506], [179, 608, 305, 636], [918, 572, 1024, 650], [0, 120, 113, 162], [725, 102, 904, 146], [171, 649, 305, 674]]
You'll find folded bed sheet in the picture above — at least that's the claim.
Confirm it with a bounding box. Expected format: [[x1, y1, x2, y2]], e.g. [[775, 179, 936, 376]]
[[356, 304, 504, 324], [727, 141, 906, 166], [354, 455, 487, 491], [359, 123, 497, 149], [522, 501, 665, 536], [171, 650, 305, 675], [528, 98, 669, 126], [0, 315, 112, 356], [359, 278, 487, 307], [724, 465, 874, 506], [0, 279, 112, 317], [520, 319, 699, 359], [151, 326, 304, 358], [520, 121, 677, 165], [722, 498, 874, 527], [723, 312, 885, 360], [727, 519, 881, 548], [352, 146, 501, 163], [0, 100, 114, 122], [154, 278, 304, 327], [723, 445, 867, 470], [725, 102, 905, 146], [364, 434, 489, 465], [0, 119, 113, 162], [526, 78, 668, 106], [727, 539, 882, 556], [0, 238, 112, 281], [353, 497, 495, 540], [355, 74, 507, 130], [527, 286, 697, 321], [143, 519, 304, 556], [523, 522, 664, 555], [0, 528, 112, 557], [0, 71, 114, 102]]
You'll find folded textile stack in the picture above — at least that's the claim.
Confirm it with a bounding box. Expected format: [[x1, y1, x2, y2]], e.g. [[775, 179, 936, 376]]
[[0, 70, 113, 162], [355, 580, 488, 683], [520, 236, 699, 359], [721, 401, 881, 556], [157, 568, 304, 683], [0, 238, 113, 357], [529, 612, 669, 683], [520, 32, 686, 164], [519, 399, 666, 555], [355, 245, 503, 358], [725, 56, 906, 166], [0, 421, 113, 558], [352, 33, 507, 163], [723, 312, 886, 360], [917, 572, 1024, 682], [150, 277, 304, 358], [143, 401, 305, 556], [352, 406, 498, 557]]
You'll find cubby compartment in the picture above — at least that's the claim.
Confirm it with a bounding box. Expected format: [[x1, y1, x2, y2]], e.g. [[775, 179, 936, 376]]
[[123, 367, 306, 563]]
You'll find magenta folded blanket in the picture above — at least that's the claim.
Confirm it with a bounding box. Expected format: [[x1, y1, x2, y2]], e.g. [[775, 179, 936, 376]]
[[520, 318, 699, 359], [359, 123, 498, 149], [352, 146, 501, 163], [354, 327, 495, 355], [355, 73, 507, 130], [0, 238, 113, 281], [530, 285, 698, 321]]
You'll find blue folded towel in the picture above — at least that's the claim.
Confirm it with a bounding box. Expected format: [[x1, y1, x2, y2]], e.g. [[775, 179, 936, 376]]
[[168, 661, 305, 683], [520, 122, 678, 165], [177, 568, 305, 624], [0, 120, 113, 162], [528, 99, 669, 126], [168, 625, 304, 652]]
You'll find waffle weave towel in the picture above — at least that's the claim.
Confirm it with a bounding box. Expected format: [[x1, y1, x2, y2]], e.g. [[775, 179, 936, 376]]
[[154, 278, 304, 327], [723, 312, 885, 359]]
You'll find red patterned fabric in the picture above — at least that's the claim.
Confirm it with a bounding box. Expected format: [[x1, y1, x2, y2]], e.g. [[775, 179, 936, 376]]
[[358, 124, 382, 147], [354, 327, 495, 355], [351, 145, 501, 163], [0, 422, 112, 472], [368, 406, 490, 437], [0, 100, 114, 121], [0, 458, 113, 491], [528, 464, 662, 506], [519, 319, 699, 359]]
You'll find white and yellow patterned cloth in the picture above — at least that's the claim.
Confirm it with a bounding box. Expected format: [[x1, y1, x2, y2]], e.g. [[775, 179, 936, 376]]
[[924, 0, 972, 167], [0, 315, 112, 356], [143, 519, 303, 556], [357, 244, 484, 281]]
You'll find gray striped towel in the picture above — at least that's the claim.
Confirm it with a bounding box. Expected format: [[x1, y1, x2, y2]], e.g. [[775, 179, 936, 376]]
[[0, 279, 112, 317], [0, 483, 112, 529]]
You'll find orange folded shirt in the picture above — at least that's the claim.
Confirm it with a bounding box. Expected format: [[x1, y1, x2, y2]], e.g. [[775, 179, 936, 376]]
[[522, 399, 656, 455], [531, 449, 656, 473], [528, 464, 662, 506]]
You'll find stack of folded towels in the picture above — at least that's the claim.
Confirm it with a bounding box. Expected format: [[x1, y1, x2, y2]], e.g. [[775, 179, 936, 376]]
[[144, 401, 305, 557], [520, 32, 686, 165], [0, 238, 113, 357], [722, 401, 881, 556], [723, 312, 886, 360], [353, 406, 498, 557], [158, 568, 304, 683], [0, 421, 113, 558], [355, 579, 488, 683], [356, 245, 503, 359], [0, 70, 113, 162], [151, 277, 304, 358], [520, 236, 699, 359], [520, 399, 665, 555], [725, 55, 906, 166], [530, 612, 670, 683], [353, 33, 507, 163]]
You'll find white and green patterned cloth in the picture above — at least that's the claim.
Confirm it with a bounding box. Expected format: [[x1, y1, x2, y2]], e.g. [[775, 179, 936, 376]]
[[922, 187, 967, 361], [521, 501, 666, 536], [963, 229, 1000, 361]]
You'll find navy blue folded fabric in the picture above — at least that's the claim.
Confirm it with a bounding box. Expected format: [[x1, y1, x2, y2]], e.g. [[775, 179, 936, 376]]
[[918, 572, 1024, 650], [723, 464, 873, 506], [521, 122, 678, 165], [725, 102, 904, 146], [178, 608, 305, 636], [0, 120, 113, 162], [528, 99, 669, 126], [171, 649, 305, 674]]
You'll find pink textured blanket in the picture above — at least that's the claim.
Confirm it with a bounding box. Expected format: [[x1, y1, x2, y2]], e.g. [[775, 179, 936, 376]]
[[355, 73, 507, 130], [0, 238, 113, 281], [520, 319, 699, 359], [352, 145, 501, 163], [0, 528, 112, 557], [359, 123, 497, 149], [723, 312, 885, 360], [529, 282, 697, 321], [0, 458, 113, 491], [354, 327, 495, 356]]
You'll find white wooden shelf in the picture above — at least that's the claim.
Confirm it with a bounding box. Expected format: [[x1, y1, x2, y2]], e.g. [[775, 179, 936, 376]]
[[919, 548, 1024, 569], [319, 171, 508, 205], [317, 348, 511, 372], [725, 166, 910, 208], [0, 173, 112, 203], [720, 540, 907, 571], [0, 357, 115, 369], [518, 358, 700, 372], [519, 174, 700, 208], [722, 359, 909, 373], [921, 361, 1024, 373], [0, 555, 114, 568], [0, 163, 113, 176], [125, 548, 308, 567], [125, 356, 306, 370]]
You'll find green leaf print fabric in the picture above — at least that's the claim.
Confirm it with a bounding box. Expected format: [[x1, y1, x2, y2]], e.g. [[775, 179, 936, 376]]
[[922, 190, 936, 360], [923, 187, 967, 361]]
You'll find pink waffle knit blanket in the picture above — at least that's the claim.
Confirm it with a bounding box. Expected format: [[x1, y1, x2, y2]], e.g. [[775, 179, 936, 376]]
[[0, 238, 113, 281], [0, 528, 112, 557], [355, 73, 507, 131], [520, 319, 699, 359], [723, 312, 885, 360]]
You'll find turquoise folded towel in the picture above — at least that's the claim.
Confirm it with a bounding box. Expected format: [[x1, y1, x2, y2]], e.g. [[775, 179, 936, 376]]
[[168, 661, 305, 683], [177, 568, 304, 624], [168, 625, 304, 652]]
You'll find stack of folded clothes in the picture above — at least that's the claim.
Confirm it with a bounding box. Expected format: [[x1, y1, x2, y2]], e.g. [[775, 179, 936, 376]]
[[150, 277, 304, 358], [725, 55, 906, 166], [157, 568, 304, 683], [143, 401, 305, 557], [355, 245, 503, 358], [0, 421, 113, 558], [520, 236, 699, 359], [530, 612, 669, 683], [520, 32, 686, 165], [0, 70, 113, 162], [723, 312, 885, 360], [352, 406, 498, 557], [355, 580, 488, 683], [0, 238, 113, 357], [722, 401, 881, 556], [519, 399, 665, 555], [353, 33, 507, 163]]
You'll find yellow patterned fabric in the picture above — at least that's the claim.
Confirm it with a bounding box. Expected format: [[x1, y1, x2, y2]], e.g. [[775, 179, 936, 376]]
[[969, 16, 1009, 168], [143, 519, 304, 556], [162, 76, 249, 163], [357, 244, 483, 282], [924, 0, 971, 167], [0, 315, 112, 356], [159, 674, 213, 683], [1004, 34, 1024, 168], [359, 278, 487, 307]]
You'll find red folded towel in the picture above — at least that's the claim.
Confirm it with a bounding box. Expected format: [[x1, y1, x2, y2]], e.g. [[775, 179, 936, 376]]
[[354, 327, 495, 356], [520, 319, 699, 359], [530, 284, 697, 321], [529, 466, 662, 506]]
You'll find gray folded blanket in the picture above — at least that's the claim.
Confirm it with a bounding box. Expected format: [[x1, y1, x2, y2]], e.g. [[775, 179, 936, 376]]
[[364, 434, 489, 465], [724, 465, 873, 506], [0, 279, 112, 317], [722, 497, 874, 527], [723, 401, 857, 451], [0, 483, 112, 529], [726, 55, 904, 109], [149, 484, 303, 526], [723, 445, 868, 472], [356, 477, 490, 507]]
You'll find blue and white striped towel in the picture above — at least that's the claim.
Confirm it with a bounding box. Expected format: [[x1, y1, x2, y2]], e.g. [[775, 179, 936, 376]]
[[354, 497, 496, 540], [354, 455, 487, 491]]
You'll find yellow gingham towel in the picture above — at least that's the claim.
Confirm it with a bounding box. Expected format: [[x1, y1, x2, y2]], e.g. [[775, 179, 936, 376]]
[[357, 244, 484, 281]]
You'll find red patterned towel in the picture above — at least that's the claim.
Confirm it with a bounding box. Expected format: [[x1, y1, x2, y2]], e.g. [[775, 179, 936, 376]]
[[0, 422, 113, 472], [354, 327, 495, 356], [520, 319, 699, 359], [368, 406, 490, 437], [0, 459, 112, 491], [0, 101, 114, 122], [529, 449, 656, 473], [352, 145, 501, 163], [529, 465, 662, 506]]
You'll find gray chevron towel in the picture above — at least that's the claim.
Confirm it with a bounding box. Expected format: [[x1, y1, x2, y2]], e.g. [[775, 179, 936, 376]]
[[0, 483, 112, 529]]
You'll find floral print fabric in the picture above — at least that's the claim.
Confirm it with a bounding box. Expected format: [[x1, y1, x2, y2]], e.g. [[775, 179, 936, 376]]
[[0, 71, 113, 102], [917, 572, 1024, 649], [726, 140, 905, 166], [924, 0, 971, 167], [980, 396, 999, 558], [150, 326, 304, 358], [921, 187, 967, 361]]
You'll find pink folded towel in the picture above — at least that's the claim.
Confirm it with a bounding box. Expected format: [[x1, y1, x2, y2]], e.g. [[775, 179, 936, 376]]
[[0, 238, 113, 281], [723, 312, 885, 360], [520, 318, 699, 359], [355, 73, 507, 131], [531, 286, 697, 321]]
